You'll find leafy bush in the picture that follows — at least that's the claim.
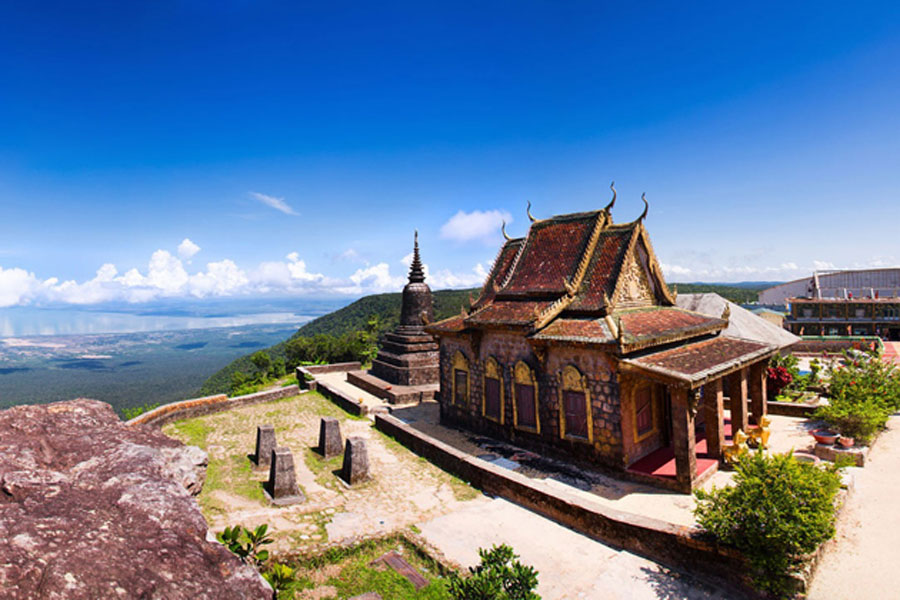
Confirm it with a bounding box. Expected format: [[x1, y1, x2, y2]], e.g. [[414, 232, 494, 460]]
[[694, 451, 842, 597], [263, 562, 295, 597], [815, 353, 900, 443], [767, 366, 793, 398], [120, 402, 161, 420], [448, 544, 540, 600], [218, 524, 273, 568]]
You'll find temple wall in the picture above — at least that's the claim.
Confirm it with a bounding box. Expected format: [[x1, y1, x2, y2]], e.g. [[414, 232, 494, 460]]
[[437, 333, 625, 470]]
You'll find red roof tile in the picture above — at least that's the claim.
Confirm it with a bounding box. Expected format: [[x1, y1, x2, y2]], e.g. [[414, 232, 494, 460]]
[[532, 318, 614, 344], [617, 307, 724, 343], [502, 213, 599, 295], [625, 337, 772, 380], [568, 226, 635, 311], [465, 300, 554, 327], [473, 239, 523, 309], [425, 315, 467, 334]]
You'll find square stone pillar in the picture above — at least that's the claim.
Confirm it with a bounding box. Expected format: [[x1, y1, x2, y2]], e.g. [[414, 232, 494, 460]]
[[318, 417, 343, 458], [728, 368, 749, 435], [670, 387, 697, 493], [748, 362, 768, 425], [253, 424, 276, 467], [264, 447, 305, 506], [340, 437, 370, 485], [702, 378, 725, 459]]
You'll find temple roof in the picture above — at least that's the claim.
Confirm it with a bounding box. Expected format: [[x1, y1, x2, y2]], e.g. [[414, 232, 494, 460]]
[[620, 336, 776, 387]]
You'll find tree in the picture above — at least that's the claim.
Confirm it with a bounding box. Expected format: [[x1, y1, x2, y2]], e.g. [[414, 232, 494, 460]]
[[250, 351, 272, 382], [448, 544, 540, 600]]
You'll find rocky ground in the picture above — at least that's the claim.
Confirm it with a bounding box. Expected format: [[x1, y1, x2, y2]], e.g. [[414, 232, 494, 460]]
[[0, 399, 270, 599]]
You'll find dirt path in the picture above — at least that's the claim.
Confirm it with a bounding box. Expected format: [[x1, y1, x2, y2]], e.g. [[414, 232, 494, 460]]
[[808, 415, 900, 599]]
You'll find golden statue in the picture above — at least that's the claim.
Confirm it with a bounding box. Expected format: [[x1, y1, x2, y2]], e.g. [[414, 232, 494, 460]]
[[723, 429, 750, 465]]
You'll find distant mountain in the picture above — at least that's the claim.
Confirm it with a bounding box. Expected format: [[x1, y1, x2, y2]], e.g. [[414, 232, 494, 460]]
[[667, 282, 773, 304], [198, 287, 478, 396]]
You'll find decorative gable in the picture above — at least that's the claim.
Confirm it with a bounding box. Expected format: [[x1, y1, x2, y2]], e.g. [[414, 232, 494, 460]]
[[612, 249, 655, 309]]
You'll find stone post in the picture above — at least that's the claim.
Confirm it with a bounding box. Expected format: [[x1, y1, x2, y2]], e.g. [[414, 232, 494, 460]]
[[748, 362, 768, 425], [264, 447, 304, 506], [728, 368, 749, 435], [670, 387, 697, 493], [318, 417, 343, 458], [702, 378, 725, 459], [340, 437, 370, 485], [254, 424, 276, 467]]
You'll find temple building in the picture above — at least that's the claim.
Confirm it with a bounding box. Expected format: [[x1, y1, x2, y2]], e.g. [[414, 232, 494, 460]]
[[426, 189, 784, 492]]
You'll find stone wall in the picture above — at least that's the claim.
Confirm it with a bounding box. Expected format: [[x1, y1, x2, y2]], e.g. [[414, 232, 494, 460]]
[[128, 385, 301, 428], [437, 333, 627, 471]]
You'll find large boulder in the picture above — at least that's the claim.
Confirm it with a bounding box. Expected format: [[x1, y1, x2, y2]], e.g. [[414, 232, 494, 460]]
[[0, 399, 271, 599]]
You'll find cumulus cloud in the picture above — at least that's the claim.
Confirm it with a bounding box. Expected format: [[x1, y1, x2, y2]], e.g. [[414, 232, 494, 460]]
[[660, 261, 812, 283], [440, 210, 512, 245], [249, 191, 299, 216], [177, 238, 201, 261], [0, 240, 491, 307]]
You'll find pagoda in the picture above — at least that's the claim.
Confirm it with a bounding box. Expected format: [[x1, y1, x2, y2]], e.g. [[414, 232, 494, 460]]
[[349, 232, 440, 403]]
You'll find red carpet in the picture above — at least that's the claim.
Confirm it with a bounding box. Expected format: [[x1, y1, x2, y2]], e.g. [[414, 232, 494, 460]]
[[626, 419, 734, 480]]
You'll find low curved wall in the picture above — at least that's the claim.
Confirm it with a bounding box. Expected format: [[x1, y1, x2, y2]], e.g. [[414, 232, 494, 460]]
[[127, 385, 302, 428]]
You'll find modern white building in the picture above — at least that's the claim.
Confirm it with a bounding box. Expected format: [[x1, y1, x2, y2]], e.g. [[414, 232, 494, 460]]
[[758, 268, 900, 306]]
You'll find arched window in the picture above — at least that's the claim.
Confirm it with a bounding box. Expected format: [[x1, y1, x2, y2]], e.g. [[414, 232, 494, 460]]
[[482, 357, 504, 422], [452, 351, 470, 406], [559, 365, 592, 442], [513, 361, 539, 432], [633, 383, 657, 441]]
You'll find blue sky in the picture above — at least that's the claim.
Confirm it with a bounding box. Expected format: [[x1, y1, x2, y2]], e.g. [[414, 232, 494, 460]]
[[2, 2, 900, 306]]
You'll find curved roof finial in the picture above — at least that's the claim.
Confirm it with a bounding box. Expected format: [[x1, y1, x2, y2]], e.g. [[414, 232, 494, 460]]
[[638, 193, 649, 222], [527, 200, 536, 223], [501, 220, 512, 241], [604, 181, 616, 212]]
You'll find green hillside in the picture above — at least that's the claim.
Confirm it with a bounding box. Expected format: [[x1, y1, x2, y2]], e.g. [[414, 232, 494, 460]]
[[198, 287, 477, 395], [669, 282, 770, 305]]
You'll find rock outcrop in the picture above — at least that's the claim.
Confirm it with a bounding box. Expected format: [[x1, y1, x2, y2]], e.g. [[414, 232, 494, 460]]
[[0, 399, 270, 599]]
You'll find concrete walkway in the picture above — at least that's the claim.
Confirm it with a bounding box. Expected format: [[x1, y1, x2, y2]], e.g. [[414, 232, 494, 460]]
[[808, 415, 900, 599], [418, 497, 730, 600]]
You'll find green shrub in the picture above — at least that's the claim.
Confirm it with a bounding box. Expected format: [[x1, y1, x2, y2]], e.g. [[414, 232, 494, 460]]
[[217, 524, 274, 568], [815, 352, 900, 442], [120, 402, 161, 420], [694, 451, 841, 597], [447, 544, 540, 600]]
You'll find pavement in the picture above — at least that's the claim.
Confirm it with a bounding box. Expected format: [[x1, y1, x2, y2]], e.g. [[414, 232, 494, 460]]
[[417, 496, 729, 600], [807, 414, 900, 599], [883, 341, 900, 365]]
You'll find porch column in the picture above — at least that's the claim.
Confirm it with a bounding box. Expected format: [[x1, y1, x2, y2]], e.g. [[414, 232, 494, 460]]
[[748, 362, 768, 425], [728, 367, 749, 434], [702, 378, 725, 459], [670, 386, 697, 492]]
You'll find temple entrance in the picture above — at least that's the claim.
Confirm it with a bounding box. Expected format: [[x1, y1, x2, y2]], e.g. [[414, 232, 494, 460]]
[[626, 386, 719, 482]]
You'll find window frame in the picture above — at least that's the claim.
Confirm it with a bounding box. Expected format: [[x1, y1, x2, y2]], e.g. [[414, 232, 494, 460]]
[[512, 361, 540, 433], [481, 356, 504, 423], [558, 364, 593, 443], [632, 383, 658, 443], [451, 351, 470, 406]]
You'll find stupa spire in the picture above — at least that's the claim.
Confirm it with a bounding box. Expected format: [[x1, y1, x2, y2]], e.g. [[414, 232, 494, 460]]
[[408, 230, 425, 283]]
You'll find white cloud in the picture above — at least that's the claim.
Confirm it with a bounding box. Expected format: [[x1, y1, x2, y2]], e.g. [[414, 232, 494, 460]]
[[249, 191, 299, 216], [0, 266, 42, 307], [0, 241, 489, 307], [813, 260, 836, 271], [440, 209, 512, 245], [177, 238, 201, 261]]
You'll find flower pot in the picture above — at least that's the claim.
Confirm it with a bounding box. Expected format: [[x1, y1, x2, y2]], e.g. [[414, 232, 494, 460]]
[[812, 429, 839, 445], [838, 436, 855, 448]]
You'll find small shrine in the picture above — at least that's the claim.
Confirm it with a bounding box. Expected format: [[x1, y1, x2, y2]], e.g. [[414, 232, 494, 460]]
[[348, 232, 440, 404], [426, 187, 784, 492]]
